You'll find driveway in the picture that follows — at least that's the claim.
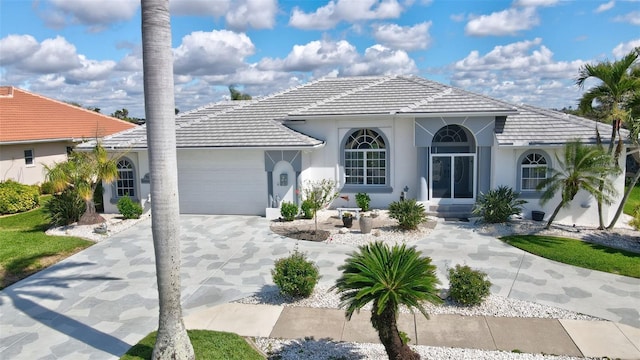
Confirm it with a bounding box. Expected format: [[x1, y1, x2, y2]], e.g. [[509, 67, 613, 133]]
[[1, 215, 638, 359]]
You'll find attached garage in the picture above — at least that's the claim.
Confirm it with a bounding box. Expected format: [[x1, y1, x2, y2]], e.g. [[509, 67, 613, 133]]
[[177, 149, 267, 215]]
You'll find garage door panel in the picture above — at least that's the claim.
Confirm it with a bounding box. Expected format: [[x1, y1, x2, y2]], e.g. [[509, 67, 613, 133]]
[[177, 150, 266, 215]]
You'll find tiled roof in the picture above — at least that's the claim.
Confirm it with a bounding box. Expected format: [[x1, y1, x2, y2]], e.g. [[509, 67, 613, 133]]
[[92, 75, 621, 149], [0, 86, 136, 143]]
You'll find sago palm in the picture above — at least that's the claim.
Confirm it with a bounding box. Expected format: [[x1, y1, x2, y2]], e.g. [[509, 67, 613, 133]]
[[331, 241, 441, 360], [537, 141, 619, 230]]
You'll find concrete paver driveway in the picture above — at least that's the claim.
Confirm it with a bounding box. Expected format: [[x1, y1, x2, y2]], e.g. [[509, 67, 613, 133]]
[[1, 215, 638, 359]]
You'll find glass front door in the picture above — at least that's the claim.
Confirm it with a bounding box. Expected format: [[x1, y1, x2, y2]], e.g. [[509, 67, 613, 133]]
[[431, 154, 475, 200]]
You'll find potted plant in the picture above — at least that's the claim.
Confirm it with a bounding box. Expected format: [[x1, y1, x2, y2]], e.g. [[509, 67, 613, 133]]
[[342, 212, 354, 228]]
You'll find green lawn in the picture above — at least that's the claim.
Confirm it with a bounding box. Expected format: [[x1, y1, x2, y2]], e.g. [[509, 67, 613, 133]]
[[121, 330, 264, 360], [623, 184, 640, 215], [501, 235, 640, 278], [0, 197, 93, 289]]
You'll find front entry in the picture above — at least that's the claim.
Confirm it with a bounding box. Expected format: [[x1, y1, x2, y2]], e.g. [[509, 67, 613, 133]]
[[430, 124, 476, 204]]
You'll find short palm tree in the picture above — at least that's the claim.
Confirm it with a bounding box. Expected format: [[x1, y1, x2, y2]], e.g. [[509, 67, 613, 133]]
[[45, 143, 118, 225], [537, 141, 619, 229], [331, 241, 442, 360]]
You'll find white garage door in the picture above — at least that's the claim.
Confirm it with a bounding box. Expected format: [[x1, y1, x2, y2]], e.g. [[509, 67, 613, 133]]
[[177, 149, 266, 215]]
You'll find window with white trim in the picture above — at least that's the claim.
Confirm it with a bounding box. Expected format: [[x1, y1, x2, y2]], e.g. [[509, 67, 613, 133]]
[[116, 159, 136, 198], [24, 149, 34, 166], [521, 152, 548, 191], [344, 129, 387, 185]]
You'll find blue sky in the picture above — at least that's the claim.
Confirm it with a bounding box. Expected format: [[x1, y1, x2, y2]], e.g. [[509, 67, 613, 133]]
[[1, 0, 639, 118]]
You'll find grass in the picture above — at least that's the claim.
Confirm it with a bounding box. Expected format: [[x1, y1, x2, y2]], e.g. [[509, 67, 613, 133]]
[[121, 330, 264, 360], [0, 196, 93, 289], [623, 183, 640, 215], [501, 235, 640, 278]]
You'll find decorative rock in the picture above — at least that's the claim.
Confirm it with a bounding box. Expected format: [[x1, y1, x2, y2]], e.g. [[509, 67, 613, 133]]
[[339, 227, 350, 234]]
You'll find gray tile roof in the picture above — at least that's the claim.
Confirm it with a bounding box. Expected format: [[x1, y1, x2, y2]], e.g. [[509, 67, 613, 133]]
[[93, 75, 623, 150]]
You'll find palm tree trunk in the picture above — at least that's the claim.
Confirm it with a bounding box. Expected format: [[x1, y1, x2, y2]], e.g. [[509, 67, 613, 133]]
[[371, 307, 420, 360], [141, 1, 194, 359], [607, 167, 640, 229], [78, 198, 104, 225], [544, 201, 565, 230]]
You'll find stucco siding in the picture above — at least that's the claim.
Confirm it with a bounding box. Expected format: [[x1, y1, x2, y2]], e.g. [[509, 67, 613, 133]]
[[0, 142, 71, 185]]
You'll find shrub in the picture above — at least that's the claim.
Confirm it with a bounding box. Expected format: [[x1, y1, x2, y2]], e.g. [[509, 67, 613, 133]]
[[271, 248, 320, 298], [46, 189, 86, 226], [631, 205, 640, 230], [355, 192, 371, 212], [300, 199, 314, 219], [0, 180, 40, 214], [40, 181, 56, 195], [388, 199, 427, 230], [472, 185, 527, 223], [448, 264, 492, 306], [280, 201, 299, 221], [117, 196, 143, 219]]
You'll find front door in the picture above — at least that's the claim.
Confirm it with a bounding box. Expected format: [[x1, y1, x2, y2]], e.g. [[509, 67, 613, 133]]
[[431, 154, 475, 202]]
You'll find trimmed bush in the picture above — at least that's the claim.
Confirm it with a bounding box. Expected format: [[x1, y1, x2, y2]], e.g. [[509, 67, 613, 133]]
[[388, 199, 427, 230], [0, 180, 40, 214], [472, 185, 527, 223], [280, 201, 298, 221], [272, 248, 320, 298], [300, 199, 314, 219], [46, 189, 86, 226], [355, 192, 371, 212], [117, 196, 143, 219], [448, 264, 492, 306]]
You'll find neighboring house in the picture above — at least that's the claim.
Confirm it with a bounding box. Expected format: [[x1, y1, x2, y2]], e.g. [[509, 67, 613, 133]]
[[91, 75, 628, 226], [0, 86, 136, 185]]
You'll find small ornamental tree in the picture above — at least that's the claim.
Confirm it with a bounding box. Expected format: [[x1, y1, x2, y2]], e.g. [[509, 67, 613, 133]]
[[301, 179, 340, 233]]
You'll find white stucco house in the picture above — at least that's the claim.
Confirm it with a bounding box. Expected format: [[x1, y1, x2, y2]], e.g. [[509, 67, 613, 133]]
[[90, 75, 629, 226]]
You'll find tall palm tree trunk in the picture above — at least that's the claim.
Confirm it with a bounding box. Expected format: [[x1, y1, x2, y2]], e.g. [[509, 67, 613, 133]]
[[371, 306, 419, 360], [608, 167, 640, 229], [141, 1, 194, 359]]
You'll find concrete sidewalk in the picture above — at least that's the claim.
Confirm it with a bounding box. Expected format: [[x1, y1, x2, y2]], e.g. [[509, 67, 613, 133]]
[[184, 303, 640, 360]]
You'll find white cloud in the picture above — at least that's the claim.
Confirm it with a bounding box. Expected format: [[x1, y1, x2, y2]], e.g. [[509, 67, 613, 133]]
[[226, 0, 278, 31], [450, 39, 587, 108], [594, 1, 615, 13], [612, 38, 640, 57], [169, 0, 229, 16], [173, 30, 255, 75], [372, 21, 432, 51], [613, 11, 640, 25], [343, 44, 417, 76], [289, 0, 404, 30], [513, 0, 559, 7], [258, 39, 358, 72], [42, 0, 139, 31], [0, 35, 40, 65], [67, 56, 117, 83], [20, 36, 83, 73], [465, 7, 539, 36]]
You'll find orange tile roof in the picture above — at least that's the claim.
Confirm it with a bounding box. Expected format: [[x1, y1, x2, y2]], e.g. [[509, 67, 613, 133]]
[[0, 86, 136, 143]]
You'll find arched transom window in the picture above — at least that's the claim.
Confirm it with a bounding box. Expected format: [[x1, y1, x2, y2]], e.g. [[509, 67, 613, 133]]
[[433, 125, 468, 143], [344, 129, 387, 185], [116, 159, 136, 198], [521, 152, 548, 191]]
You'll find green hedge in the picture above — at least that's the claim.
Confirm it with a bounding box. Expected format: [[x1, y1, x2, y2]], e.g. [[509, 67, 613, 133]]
[[0, 180, 40, 215]]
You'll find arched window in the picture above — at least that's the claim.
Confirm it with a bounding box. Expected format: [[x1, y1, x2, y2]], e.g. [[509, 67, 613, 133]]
[[520, 151, 549, 191], [344, 129, 387, 186], [115, 158, 136, 198]]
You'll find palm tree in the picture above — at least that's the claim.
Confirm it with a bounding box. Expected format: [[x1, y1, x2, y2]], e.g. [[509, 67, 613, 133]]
[[576, 47, 640, 229], [141, 0, 194, 359], [45, 143, 117, 225], [537, 141, 620, 230], [331, 241, 442, 360]]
